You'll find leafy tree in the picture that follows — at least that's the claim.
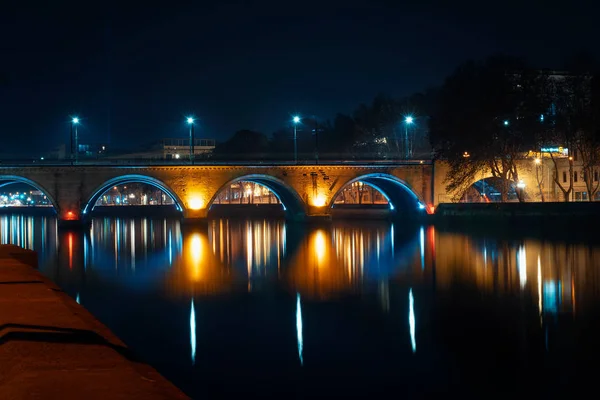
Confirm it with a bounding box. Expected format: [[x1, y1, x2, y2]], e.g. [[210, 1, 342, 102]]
[[430, 56, 546, 201], [539, 55, 600, 201]]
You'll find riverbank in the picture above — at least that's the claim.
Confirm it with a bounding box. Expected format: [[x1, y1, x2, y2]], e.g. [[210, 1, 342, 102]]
[[0, 245, 188, 399], [434, 202, 600, 229]]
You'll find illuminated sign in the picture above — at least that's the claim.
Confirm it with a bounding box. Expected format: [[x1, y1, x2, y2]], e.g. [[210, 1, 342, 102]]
[[541, 146, 567, 155]]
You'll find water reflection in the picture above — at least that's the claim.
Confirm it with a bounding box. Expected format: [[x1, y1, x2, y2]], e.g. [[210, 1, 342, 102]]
[[296, 293, 303, 366], [190, 299, 196, 365], [5, 214, 599, 318], [409, 288, 416, 353], [5, 214, 600, 396]]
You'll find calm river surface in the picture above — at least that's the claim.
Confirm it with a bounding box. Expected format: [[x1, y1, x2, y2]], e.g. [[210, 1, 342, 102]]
[[2, 214, 600, 398]]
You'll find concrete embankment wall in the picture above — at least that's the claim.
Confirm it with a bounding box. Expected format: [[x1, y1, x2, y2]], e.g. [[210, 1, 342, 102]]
[[434, 202, 600, 231], [0, 245, 188, 399]]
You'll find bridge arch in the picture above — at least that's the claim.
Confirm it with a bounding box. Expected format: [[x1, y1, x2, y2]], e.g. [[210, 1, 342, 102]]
[[330, 173, 430, 215], [460, 174, 533, 203], [0, 175, 58, 212], [82, 174, 185, 216], [207, 174, 306, 218]]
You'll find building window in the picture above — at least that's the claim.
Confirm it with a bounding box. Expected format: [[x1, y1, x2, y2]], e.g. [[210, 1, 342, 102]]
[[584, 171, 588, 182], [574, 172, 578, 183], [574, 150, 578, 161], [595, 170, 599, 182], [563, 171, 567, 183]]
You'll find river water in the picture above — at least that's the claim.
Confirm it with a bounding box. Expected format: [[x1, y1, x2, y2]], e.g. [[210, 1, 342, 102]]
[[2, 213, 600, 398]]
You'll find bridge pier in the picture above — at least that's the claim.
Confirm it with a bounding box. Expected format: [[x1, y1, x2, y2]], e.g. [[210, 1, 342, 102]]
[[57, 218, 91, 230], [304, 206, 332, 223]]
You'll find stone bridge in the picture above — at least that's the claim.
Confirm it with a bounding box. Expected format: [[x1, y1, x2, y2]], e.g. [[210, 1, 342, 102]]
[[0, 159, 542, 225]]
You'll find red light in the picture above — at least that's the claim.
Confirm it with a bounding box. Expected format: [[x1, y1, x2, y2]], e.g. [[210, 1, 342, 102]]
[[427, 205, 435, 214]]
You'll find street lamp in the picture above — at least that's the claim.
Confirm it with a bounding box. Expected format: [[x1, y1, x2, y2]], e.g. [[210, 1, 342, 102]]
[[404, 116, 414, 159], [187, 117, 195, 164], [71, 117, 79, 165], [503, 120, 509, 126], [292, 115, 301, 163]]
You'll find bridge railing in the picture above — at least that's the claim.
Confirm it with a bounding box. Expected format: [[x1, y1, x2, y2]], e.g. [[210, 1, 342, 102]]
[[0, 158, 433, 167]]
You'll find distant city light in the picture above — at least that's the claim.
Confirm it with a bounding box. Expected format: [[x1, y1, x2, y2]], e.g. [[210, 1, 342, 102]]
[[72, 117, 79, 124], [187, 117, 194, 124], [40, 157, 44, 160], [175, 154, 181, 159], [540, 114, 545, 122], [292, 116, 300, 124], [405, 116, 414, 124], [503, 120, 509, 126]]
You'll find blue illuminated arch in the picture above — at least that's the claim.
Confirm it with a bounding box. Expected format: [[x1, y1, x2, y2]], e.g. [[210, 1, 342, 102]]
[[330, 173, 428, 214], [207, 174, 306, 216], [82, 174, 185, 215], [0, 175, 59, 212]]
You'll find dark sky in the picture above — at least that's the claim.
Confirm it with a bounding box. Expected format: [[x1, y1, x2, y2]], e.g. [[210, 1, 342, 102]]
[[1, 0, 598, 156]]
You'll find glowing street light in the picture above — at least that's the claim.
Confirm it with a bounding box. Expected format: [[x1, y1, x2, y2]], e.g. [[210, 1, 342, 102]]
[[534, 158, 541, 164], [292, 115, 301, 163], [187, 117, 195, 165], [503, 120, 509, 126], [517, 180, 526, 189], [70, 116, 80, 165], [404, 115, 414, 159]]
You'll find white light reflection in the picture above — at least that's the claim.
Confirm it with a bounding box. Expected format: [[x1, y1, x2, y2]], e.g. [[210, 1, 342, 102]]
[[296, 293, 303, 365], [190, 299, 196, 365], [409, 288, 416, 353], [76, 293, 80, 304], [537, 255, 542, 322], [419, 227, 425, 270], [390, 223, 395, 255], [130, 220, 136, 271], [517, 245, 527, 288], [168, 231, 173, 265], [483, 245, 487, 268]]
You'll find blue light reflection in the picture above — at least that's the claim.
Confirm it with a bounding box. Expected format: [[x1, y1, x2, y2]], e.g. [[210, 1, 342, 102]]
[[190, 299, 196, 365], [296, 293, 303, 365]]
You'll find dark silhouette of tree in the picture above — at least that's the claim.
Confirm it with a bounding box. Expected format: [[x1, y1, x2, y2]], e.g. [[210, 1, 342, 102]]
[[539, 55, 600, 201], [213, 130, 270, 160], [430, 56, 546, 201]]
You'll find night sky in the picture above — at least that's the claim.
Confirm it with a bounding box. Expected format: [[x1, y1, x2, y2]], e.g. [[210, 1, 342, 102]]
[[1, 1, 598, 156]]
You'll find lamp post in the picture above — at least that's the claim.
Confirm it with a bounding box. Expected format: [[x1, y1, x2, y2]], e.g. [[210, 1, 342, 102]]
[[292, 115, 300, 163], [313, 118, 319, 165], [404, 116, 413, 159], [187, 117, 194, 165], [71, 117, 79, 165]]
